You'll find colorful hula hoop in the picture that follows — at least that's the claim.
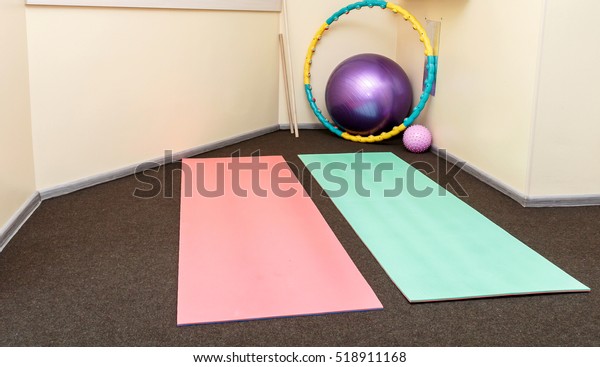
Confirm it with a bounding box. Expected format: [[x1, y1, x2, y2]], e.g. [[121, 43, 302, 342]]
[[304, 1, 437, 143]]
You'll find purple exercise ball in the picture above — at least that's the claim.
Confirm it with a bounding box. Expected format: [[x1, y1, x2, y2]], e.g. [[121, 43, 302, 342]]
[[325, 53, 413, 136]]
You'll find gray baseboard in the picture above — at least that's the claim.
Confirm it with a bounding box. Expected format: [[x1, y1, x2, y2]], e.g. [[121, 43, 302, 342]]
[[430, 145, 600, 208], [39, 125, 280, 200], [3, 124, 598, 254], [430, 145, 528, 206], [282, 127, 599, 207], [0, 193, 42, 253], [525, 195, 600, 208], [279, 122, 325, 130], [3, 125, 280, 253]]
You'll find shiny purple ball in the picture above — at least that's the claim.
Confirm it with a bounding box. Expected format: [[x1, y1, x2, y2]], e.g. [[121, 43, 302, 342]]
[[325, 53, 413, 136]]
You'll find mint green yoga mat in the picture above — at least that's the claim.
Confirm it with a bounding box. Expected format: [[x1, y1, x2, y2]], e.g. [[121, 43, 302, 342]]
[[299, 152, 589, 302]]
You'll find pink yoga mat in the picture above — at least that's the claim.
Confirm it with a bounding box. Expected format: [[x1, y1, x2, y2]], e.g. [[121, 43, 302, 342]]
[[177, 155, 382, 325]]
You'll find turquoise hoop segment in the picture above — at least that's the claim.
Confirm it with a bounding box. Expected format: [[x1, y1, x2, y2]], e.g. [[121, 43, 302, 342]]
[[304, 1, 437, 143], [326, 0, 387, 25], [409, 55, 437, 127], [305, 84, 343, 137]]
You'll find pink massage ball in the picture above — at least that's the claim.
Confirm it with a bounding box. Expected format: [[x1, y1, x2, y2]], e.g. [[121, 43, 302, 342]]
[[402, 125, 432, 153]]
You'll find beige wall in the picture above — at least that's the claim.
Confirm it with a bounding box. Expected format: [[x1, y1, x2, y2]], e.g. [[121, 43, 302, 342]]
[[396, 0, 545, 194], [0, 0, 37, 228], [26, 7, 280, 190], [2, 0, 597, 218], [528, 0, 600, 197], [279, 0, 399, 126]]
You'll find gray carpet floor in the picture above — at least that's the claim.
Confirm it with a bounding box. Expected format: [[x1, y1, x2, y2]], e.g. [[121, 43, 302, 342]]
[[1, 130, 598, 346]]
